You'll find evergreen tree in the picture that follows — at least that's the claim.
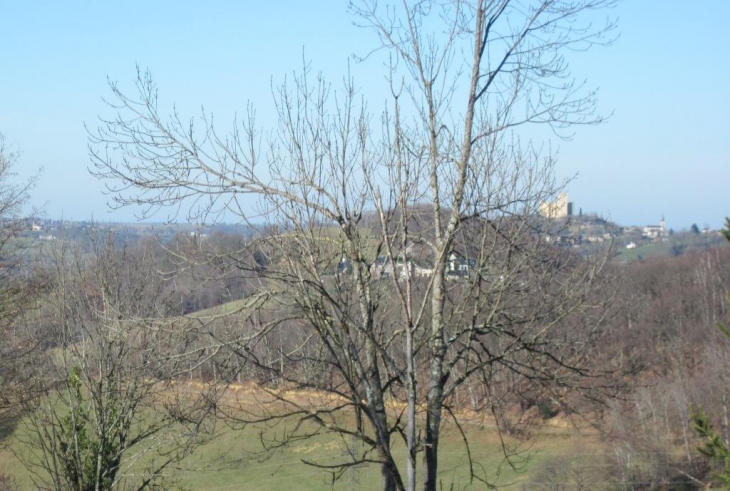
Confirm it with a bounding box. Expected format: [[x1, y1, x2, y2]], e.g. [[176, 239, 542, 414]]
[[692, 218, 730, 485]]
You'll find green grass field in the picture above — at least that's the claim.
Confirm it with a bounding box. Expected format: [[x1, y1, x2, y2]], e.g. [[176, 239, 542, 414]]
[[178, 423, 536, 490], [0, 406, 596, 491], [615, 242, 664, 262]]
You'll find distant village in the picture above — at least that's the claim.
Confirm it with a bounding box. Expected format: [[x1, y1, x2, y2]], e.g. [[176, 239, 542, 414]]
[[21, 196, 725, 270], [537, 193, 718, 249], [21, 219, 248, 245]]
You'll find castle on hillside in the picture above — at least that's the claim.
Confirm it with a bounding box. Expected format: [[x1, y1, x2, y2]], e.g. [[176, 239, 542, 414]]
[[642, 216, 667, 239], [539, 193, 573, 219]]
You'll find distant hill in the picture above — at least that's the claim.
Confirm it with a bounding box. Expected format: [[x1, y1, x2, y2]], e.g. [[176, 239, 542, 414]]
[[24, 214, 727, 263]]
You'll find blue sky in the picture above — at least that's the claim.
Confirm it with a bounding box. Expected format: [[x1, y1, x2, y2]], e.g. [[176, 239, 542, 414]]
[[0, 1, 728, 229]]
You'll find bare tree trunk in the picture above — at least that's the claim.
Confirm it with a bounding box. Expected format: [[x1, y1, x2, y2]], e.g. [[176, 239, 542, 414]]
[[722, 389, 730, 446], [424, 270, 446, 491], [405, 331, 417, 491]]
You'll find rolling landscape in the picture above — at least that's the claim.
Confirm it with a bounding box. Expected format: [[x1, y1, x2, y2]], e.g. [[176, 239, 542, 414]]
[[1, 1, 728, 490], [1, 212, 729, 490]]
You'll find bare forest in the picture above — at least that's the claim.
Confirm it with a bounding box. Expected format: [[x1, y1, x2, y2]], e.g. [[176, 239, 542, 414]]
[[3, 216, 730, 490], [1, 1, 729, 490]]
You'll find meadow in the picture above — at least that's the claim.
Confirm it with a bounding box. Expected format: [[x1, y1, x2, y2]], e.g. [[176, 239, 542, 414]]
[[0, 404, 599, 491]]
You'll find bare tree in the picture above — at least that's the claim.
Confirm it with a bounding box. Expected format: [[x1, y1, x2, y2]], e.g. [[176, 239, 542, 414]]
[[0, 132, 43, 423], [16, 231, 219, 491], [89, 2, 618, 490]]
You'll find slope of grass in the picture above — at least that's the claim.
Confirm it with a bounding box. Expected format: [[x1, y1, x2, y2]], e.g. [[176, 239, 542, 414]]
[[143, 421, 574, 491], [0, 405, 596, 491]]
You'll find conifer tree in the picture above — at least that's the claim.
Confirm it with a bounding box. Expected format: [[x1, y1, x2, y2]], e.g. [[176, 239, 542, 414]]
[[692, 218, 730, 485]]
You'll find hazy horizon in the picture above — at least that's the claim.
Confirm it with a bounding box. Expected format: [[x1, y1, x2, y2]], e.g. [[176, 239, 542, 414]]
[[1, 1, 728, 230]]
